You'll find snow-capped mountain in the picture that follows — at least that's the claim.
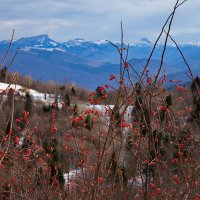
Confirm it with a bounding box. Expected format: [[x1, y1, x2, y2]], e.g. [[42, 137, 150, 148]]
[[63, 38, 109, 47], [0, 34, 199, 89], [13, 34, 59, 48], [9, 34, 67, 52]]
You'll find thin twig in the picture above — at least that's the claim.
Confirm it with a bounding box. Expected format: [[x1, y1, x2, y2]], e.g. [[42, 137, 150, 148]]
[[0, 30, 15, 69], [165, 30, 200, 97]]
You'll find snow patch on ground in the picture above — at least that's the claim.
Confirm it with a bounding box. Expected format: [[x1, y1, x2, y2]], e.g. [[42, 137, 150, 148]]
[[0, 82, 61, 106], [87, 104, 134, 123]]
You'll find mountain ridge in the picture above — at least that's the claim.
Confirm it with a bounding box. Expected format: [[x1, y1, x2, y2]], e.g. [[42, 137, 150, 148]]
[[0, 34, 199, 89]]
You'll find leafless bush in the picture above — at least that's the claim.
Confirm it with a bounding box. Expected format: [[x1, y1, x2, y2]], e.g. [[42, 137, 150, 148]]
[[1, 1, 200, 199]]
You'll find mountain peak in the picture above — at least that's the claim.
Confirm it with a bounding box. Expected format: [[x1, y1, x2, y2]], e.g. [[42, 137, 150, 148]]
[[64, 38, 86, 46], [12, 34, 59, 49], [33, 34, 50, 41]]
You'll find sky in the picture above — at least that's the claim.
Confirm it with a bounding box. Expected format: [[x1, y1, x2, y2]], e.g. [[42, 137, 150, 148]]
[[0, 0, 199, 43]]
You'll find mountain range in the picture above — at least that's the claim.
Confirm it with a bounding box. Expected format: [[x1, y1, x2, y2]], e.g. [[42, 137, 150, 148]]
[[0, 34, 199, 89]]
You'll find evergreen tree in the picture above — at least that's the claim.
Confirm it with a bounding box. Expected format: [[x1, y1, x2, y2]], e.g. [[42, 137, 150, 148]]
[[60, 85, 65, 91], [95, 86, 106, 101], [85, 114, 92, 130], [5, 120, 11, 135], [160, 95, 173, 122], [44, 138, 65, 187], [52, 97, 58, 110], [191, 96, 200, 123], [25, 92, 32, 114], [51, 137, 59, 164], [135, 82, 142, 95], [190, 77, 200, 123], [43, 104, 51, 113], [166, 94, 172, 107], [132, 82, 143, 122], [42, 139, 49, 152], [96, 86, 104, 98], [65, 93, 70, 106], [71, 86, 76, 96], [51, 137, 65, 187], [190, 76, 200, 93], [160, 110, 166, 122], [57, 167, 65, 186], [73, 104, 78, 116], [2, 184, 11, 199], [0, 66, 7, 82], [135, 96, 143, 110]]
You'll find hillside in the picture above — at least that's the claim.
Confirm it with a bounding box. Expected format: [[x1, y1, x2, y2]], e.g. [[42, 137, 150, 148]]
[[0, 35, 200, 89]]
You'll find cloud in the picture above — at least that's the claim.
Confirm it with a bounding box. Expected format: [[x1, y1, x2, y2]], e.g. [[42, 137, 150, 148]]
[[0, 0, 199, 43]]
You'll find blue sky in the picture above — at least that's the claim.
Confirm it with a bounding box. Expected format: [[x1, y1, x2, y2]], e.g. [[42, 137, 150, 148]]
[[0, 0, 199, 43]]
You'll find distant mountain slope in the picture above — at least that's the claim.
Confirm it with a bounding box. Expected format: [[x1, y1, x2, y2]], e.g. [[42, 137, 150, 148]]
[[0, 35, 199, 89]]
